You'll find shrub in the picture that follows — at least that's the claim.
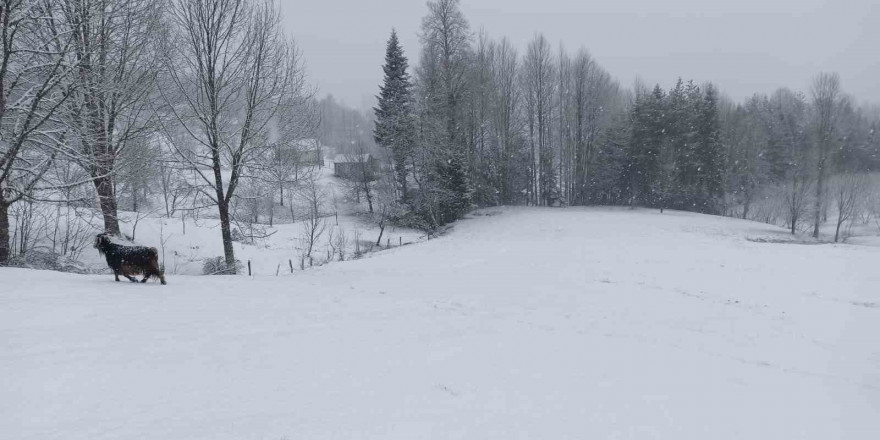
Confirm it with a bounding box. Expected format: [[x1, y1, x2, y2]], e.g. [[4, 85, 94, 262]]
[[202, 256, 242, 275]]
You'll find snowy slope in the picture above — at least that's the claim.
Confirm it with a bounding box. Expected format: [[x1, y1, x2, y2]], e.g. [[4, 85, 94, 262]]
[[2, 207, 879, 439], [43, 163, 423, 276]]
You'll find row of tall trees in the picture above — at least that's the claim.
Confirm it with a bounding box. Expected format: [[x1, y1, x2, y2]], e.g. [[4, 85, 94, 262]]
[[1, 0, 318, 269], [373, 0, 880, 237], [720, 75, 876, 240], [627, 80, 724, 213], [374, 0, 627, 230]]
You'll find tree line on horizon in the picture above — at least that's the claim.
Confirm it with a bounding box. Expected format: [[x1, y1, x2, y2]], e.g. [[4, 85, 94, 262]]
[[373, 0, 880, 240], [3, 0, 879, 271]]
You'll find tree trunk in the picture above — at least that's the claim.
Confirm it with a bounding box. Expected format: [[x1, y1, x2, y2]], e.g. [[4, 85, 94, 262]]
[[812, 162, 825, 239], [279, 184, 284, 206], [398, 169, 408, 203], [0, 201, 9, 266], [375, 224, 385, 247], [217, 199, 236, 274], [269, 201, 274, 227], [94, 174, 120, 235], [365, 183, 373, 213], [132, 181, 139, 212]]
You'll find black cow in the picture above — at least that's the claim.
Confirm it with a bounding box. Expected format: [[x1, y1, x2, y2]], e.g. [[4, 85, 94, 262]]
[[94, 234, 167, 285]]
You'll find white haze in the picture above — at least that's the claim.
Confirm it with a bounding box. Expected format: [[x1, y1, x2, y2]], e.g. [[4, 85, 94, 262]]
[[281, 0, 880, 109]]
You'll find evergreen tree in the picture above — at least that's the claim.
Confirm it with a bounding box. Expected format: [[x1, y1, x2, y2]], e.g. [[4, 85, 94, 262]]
[[589, 110, 631, 205], [627, 85, 666, 207], [677, 81, 703, 200], [759, 94, 789, 183], [412, 0, 473, 227], [374, 30, 415, 202], [695, 84, 724, 213], [656, 79, 685, 211]]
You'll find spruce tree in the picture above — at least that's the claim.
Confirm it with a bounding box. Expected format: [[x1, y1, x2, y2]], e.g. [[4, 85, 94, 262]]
[[374, 30, 415, 202], [679, 81, 703, 203], [663, 79, 687, 209], [695, 84, 724, 213], [627, 85, 665, 207]]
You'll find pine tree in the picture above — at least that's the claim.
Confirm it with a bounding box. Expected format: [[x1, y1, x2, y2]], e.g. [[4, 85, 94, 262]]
[[411, 0, 473, 228], [627, 85, 665, 207], [678, 81, 703, 203], [695, 84, 724, 213], [374, 30, 415, 202], [663, 78, 687, 209]]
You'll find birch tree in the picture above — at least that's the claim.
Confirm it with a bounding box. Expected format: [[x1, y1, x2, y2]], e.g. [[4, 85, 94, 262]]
[[521, 34, 555, 206], [809, 72, 844, 238], [489, 37, 520, 204], [413, 0, 472, 226]]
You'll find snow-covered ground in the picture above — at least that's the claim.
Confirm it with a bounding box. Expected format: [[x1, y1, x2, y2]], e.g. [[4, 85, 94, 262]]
[[2, 207, 879, 439]]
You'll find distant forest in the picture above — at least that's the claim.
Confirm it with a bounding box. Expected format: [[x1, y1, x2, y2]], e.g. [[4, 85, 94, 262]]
[[368, 0, 879, 239], [3, 0, 879, 270]]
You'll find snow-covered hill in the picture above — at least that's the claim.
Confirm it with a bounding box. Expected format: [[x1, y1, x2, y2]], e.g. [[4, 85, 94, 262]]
[[2, 207, 878, 439]]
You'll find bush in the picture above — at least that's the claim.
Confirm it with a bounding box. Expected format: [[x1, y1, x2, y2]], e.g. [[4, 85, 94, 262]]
[[202, 256, 242, 275], [8, 250, 90, 274], [9, 250, 61, 271], [230, 228, 247, 243]]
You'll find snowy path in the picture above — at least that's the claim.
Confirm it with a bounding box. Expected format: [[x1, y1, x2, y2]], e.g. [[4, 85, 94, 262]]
[[2, 207, 879, 439]]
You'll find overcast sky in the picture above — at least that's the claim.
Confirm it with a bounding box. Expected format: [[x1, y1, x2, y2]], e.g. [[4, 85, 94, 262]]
[[280, 0, 879, 110]]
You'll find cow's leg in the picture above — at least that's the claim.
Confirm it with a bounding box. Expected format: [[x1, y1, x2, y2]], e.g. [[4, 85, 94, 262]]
[[114, 270, 121, 282], [124, 274, 138, 282], [141, 273, 151, 283]]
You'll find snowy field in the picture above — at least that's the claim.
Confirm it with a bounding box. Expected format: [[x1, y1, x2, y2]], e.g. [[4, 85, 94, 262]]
[[2, 207, 879, 439]]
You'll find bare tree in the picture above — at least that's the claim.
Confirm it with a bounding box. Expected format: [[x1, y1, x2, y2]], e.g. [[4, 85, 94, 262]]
[[298, 177, 326, 266], [344, 141, 376, 213], [420, 0, 471, 147], [832, 172, 869, 242], [521, 34, 556, 206], [781, 173, 812, 235], [1, 0, 75, 265], [157, 154, 192, 218], [115, 136, 161, 212], [810, 73, 844, 238], [489, 37, 520, 204], [59, 0, 164, 235], [262, 53, 318, 211], [766, 88, 813, 234], [570, 48, 617, 205], [162, 0, 305, 273], [370, 173, 401, 246]]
